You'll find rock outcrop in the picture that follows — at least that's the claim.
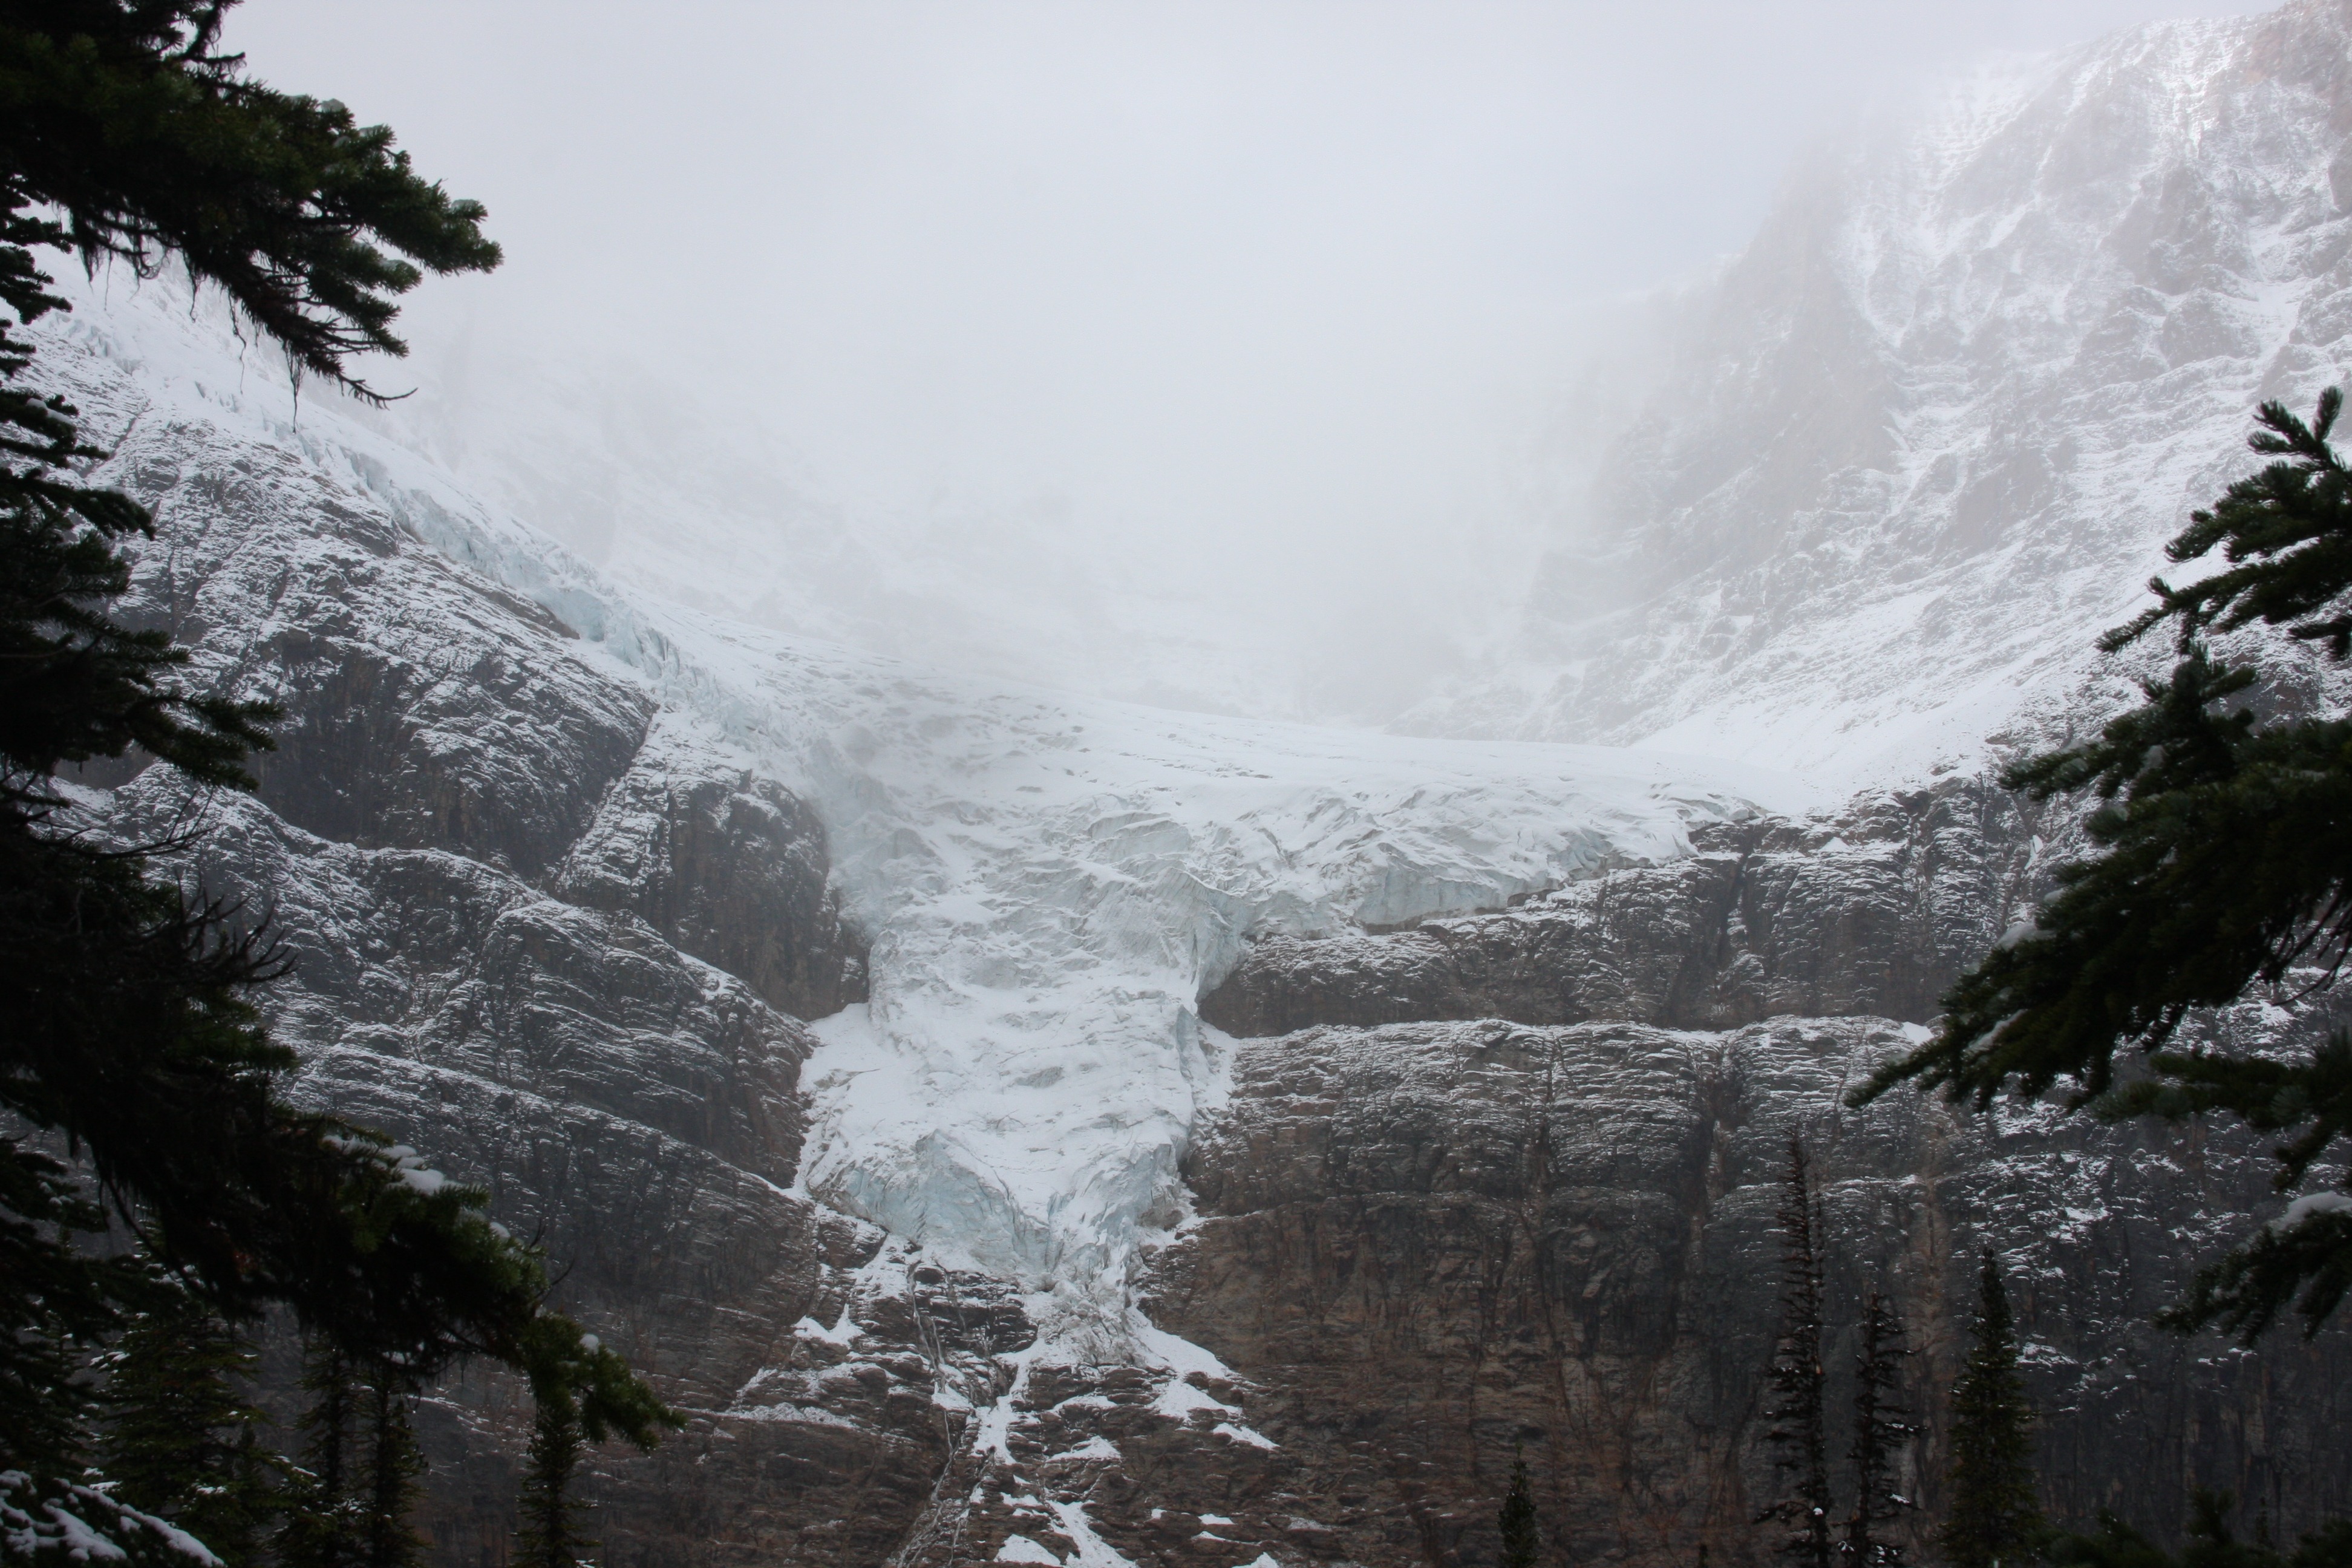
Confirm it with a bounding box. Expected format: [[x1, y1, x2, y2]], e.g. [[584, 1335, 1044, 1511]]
[[554, 714, 869, 1021], [1166, 758, 2352, 1567], [1139, 1017, 2352, 1568], [63, 336, 948, 1566], [1202, 779, 2056, 1039]]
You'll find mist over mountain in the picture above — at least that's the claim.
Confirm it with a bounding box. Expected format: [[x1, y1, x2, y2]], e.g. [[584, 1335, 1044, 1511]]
[[1420, 0, 2352, 780], [344, 0, 2352, 792], [353, 304, 1557, 727]]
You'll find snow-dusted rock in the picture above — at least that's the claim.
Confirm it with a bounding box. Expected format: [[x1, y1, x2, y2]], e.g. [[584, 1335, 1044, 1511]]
[[1203, 777, 2056, 1038], [36, 296, 956, 1563], [553, 711, 869, 1019], [1423, 0, 2352, 783]]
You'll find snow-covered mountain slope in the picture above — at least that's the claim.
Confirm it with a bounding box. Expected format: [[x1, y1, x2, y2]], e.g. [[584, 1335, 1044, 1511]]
[[1414, 0, 2352, 780], [36, 268, 1810, 1292]]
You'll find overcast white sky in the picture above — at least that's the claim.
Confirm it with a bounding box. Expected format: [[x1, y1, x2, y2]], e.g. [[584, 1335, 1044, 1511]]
[[215, 1, 2272, 714]]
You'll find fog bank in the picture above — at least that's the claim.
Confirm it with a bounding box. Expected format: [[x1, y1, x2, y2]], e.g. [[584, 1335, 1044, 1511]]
[[221, 1, 2265, 724]]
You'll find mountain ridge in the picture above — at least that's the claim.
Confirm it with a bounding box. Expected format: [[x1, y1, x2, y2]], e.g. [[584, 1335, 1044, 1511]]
[[1413, 0, 2352, 784]]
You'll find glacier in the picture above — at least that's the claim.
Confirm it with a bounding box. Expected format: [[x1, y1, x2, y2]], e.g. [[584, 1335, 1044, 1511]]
[[33, 266, 1820, 1292]]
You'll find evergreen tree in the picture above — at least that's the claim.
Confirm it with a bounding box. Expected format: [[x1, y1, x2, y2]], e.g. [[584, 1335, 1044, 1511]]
[[0, 1151, 206, 1564], [0, 1141, 120, 1474], [96, 1284, 281, 1564], [359, 1367, 426, 1568], [509, 1315, 673, 1568], [279, 1343, 426, 1568], [1844, 1284, 1917, 1567], [279, 1341, 365, 1568], [2048, 1490, 2352, 1568], [1941, 1254, 2043, 1568], [1758, 1134, 1833, 1568], [0, 7, 678, 1541], [1851, 388, 2352, 1339], [514, 1392, 593, 1568], [1497, 1447, 1540, 1568], [0, 1, 501, 402]]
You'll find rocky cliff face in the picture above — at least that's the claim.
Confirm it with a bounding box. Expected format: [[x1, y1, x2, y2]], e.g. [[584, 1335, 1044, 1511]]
[[57, 316, 962, 1566], [1202, 779, 2056, 1039], [553, 715, 869, 1021], [1138, 1015, 2352, 1568], [1157, 768, 2352, 1568], [54, 255, 2352, 1568]]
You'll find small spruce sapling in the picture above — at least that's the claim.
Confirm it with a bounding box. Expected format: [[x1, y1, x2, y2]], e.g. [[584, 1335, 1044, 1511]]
[[1758, 1133, 1834, 1568], [1498, 1446, 1540, 1568], [1940, 1253, 2044, 1568], [281, 1341, 426, 1568], [278, 1341, 359, 1568], [2047, 1489, 2352, 1568], [361, 1366, 426, 1568], [512, 1315, 677, 1568], [514, 1393, 592, 1568], [1843, 1283, 1918, 1567], [0, 1142, 119, 1475], [96, 1284, 282, 1564]]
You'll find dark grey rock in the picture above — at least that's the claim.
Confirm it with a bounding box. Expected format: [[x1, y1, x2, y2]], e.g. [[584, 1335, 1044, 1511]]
[[1140, 1017, 2352, 1568], [554, 714, 869, 1021], [1203, 778, 2058, 1037]]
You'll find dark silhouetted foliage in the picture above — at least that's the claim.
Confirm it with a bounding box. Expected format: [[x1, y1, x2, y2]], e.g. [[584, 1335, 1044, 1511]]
[[2048, 1491, 2352, 1568], [1941, 1255, 2043, 1568], [97, 1283, 281, 1564], [1843, 1283, 1917, 1568], [1759, 1134, 1833, 1568], [1854, 388, 2352, 1339], [0, 6, 677, 1560], [1498, 1449, 1540, 1568], [0, 0, 500, 402]]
